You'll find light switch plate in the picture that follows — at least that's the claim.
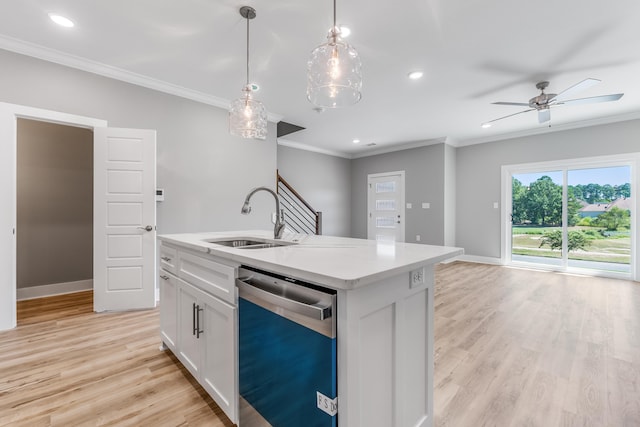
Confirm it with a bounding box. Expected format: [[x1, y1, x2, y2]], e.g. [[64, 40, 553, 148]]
[[422, 202, 430, 209], [406, 203, 412, 209]]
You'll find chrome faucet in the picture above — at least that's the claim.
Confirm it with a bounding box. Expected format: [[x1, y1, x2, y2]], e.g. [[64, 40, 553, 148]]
[[241, 187, 286, 239]]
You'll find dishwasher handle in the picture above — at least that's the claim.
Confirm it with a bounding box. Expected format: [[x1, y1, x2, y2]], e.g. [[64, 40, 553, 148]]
[[237, 277, 333, 321]]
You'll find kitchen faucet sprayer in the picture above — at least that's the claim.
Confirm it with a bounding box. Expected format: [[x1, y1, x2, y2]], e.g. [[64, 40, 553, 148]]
[[240, 187, 286, 239]]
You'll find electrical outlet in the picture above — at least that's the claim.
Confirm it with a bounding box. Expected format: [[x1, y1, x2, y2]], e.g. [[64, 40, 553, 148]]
[[410, 267, 425, 288], [416, 235, 421, 242]]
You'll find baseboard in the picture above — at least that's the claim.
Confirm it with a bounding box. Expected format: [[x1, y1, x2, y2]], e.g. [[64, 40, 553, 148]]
[[17, 279, 93, 301], [455, 254, 504, 265]]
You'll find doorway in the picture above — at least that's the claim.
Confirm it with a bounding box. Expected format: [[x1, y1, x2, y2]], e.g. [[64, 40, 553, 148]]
[[367, 171, 405, 242], [503, 154, 638, 279], [1, 102, 157, 331], [16, 119, 94, 304]]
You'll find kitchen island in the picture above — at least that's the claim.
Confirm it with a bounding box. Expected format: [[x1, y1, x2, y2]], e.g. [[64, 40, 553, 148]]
[[158, 230, 462, 427]]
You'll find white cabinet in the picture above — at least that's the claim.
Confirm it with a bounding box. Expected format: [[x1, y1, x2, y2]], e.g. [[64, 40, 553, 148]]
[[159, 271, 178, 351], [192, 282, 237, 419], [177, 281, 202, 376], [159, 242, 239, 424], [159, 244, 178, 275]]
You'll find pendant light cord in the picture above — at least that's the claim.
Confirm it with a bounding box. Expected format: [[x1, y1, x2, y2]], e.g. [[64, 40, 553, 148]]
[[333, 0, 337, 29], [245, 14, 250, 87]]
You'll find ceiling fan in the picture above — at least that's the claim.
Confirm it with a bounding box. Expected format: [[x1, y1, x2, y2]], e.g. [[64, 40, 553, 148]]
[[484, 78, 624, 126]]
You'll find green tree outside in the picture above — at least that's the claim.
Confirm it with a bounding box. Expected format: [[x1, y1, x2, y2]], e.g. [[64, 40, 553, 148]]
[[595, 206, 630, 231], [539, 230, 589, 252]]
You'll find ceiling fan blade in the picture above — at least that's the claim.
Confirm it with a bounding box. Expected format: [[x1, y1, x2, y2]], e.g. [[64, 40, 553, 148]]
[[559, 93, 624, 106], [485, 109, 535, 124], [551, 78, 601, 102], [492, 102, 530, 107], [538, 109, 551, 123]]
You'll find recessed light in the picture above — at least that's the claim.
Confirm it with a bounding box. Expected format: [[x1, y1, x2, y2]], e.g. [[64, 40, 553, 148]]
[[352, 139, 360, 144], [408, 71, 424, 80], [481, 123, 492, 129], [339, 26, 351, 37], [49, 13, 74, 28]]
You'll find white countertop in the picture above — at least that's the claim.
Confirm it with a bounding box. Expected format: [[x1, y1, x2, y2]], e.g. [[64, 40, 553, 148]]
[[158, 230, 463, 290]]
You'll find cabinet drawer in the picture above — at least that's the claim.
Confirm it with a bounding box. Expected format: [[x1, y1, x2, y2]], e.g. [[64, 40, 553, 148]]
[[178, 251, 236, 304], [159, 244, 178, 274]]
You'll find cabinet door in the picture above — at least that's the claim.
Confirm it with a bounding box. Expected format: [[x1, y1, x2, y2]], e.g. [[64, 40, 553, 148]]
[[177, 281, 201, 378], [199, 291, 238, 424], [159, 271, 178, 351]]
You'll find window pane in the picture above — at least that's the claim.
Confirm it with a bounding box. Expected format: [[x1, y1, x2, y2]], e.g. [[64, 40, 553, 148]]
[[376, 200, 396, 211], [376, 216, 396, 228], [376, 181, 396, 193]]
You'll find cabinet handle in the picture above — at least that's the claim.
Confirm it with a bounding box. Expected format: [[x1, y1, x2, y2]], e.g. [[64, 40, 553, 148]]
[[192, 302, 197, 336], [160, 275, 170, 280], [196, 305, 204, 339], [161, 256, 172, 262]]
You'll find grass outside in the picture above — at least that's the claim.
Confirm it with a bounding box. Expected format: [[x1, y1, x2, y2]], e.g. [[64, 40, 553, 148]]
[[512, 226, 631, 264]]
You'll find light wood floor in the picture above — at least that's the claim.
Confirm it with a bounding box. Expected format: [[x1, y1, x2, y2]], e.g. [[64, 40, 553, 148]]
[[1, 263, 639, 426], [434, 262, 640, 427], [1, 291, 234, 427]]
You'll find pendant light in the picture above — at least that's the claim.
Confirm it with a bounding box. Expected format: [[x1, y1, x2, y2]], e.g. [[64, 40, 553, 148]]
[[229, 6, 267, 140], [307, 0, 362, 108]]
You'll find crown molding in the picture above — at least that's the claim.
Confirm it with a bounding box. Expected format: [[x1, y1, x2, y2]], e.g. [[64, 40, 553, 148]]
[[0, 35, 283, 122], [455, 110, 640, 147], [277, 138, 352, 159], [349, 137, 447, 159]]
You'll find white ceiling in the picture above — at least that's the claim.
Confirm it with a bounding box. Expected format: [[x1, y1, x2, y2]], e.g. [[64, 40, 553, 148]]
[[2, 0, 640, 157]]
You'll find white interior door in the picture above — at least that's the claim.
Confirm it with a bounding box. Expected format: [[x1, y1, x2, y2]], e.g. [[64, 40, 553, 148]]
[[367, 171, 405, 242], [94, 127, 156, 312]]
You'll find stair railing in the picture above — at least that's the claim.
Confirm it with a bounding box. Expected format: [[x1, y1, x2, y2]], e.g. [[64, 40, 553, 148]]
[[276, 171, 322, 235]]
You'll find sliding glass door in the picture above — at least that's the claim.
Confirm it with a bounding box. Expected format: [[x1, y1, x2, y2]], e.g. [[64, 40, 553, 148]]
[[506, 159, 633, 277], [567, 166, 631, 273], [511, 170, 564, 267]]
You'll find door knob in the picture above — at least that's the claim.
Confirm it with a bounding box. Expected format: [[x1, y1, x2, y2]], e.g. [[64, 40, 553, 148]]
[[138, 225, 153, 231]]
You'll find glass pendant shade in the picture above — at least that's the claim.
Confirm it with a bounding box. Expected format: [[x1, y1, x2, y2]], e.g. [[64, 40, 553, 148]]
[[228, 6, 268, 140], [229, 87, 267, 140], [307, 28, 362, 108]]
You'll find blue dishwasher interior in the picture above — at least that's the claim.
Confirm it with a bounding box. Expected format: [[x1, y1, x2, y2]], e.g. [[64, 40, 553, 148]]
[[239, 297, 337, 427]]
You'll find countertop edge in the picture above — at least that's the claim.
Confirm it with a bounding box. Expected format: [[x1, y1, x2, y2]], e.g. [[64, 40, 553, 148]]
[[158, 233, 464, 290]]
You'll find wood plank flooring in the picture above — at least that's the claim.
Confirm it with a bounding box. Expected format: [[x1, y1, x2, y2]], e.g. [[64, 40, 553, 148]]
[[434, 262, 640, 427], [1, 291, 234, 427], [1, 263, 639, 426]]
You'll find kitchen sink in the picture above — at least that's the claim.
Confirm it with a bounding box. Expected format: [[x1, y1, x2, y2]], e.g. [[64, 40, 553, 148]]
[[204, 238, 296, 249]]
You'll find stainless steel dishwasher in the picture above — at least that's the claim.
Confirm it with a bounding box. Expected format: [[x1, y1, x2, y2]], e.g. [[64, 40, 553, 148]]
[[237, 266, 338, 427]]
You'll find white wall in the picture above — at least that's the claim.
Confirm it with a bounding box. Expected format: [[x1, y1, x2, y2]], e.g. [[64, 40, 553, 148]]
[[456, 119, 640, 259], [0, 49, 278, 235], [277, 145, 351, 237]]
